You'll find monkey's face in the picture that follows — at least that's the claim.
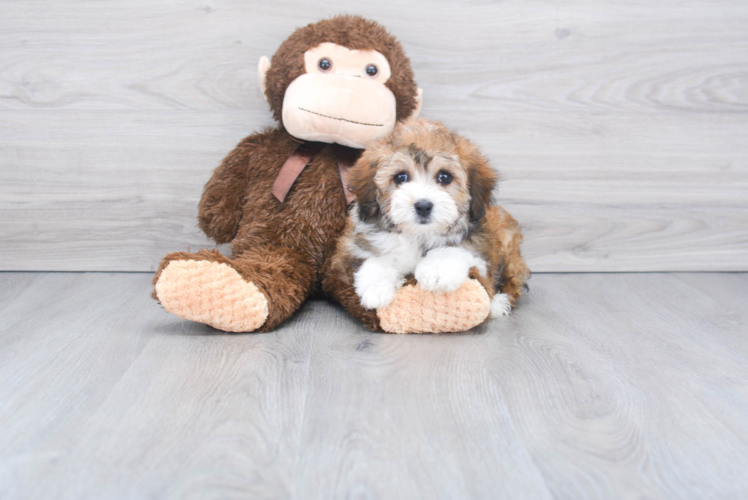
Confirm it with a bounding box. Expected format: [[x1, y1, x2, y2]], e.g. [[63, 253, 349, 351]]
[[266, 43, 400, 149]]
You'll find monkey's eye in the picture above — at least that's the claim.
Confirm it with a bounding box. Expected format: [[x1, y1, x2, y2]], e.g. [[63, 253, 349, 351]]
[[394, 172, 409, 185], [436, 171, 453, 185], [318, 58, 332, 72], [365, 64, 378, 77]]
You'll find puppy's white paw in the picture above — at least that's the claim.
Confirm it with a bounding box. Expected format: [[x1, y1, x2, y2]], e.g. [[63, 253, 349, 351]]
[[415, 247, 483, 293], [415, 259, 467, 293], [354, 259, 402, 309], [357, 279, 399, 309], [490, 293, 512, 317]]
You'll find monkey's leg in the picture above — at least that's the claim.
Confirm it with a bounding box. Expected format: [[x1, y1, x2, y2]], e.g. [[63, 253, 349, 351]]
[[375, 270, 492, 334], [323, 254, 492, 334], [153, 246, 316, 333], [382, 250, 531, 334]]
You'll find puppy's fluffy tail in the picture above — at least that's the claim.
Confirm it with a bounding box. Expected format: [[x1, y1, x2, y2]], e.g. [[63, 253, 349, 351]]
[[490, 293, 511, 318]]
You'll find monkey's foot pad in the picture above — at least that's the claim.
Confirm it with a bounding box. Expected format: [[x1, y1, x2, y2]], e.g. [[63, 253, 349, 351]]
[[155, 260, 269, 333], [377, 278, 491, 334]]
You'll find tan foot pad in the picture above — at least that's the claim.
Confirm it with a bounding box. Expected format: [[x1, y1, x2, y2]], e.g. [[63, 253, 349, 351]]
[[377, 279, 491, 334], [155, 260, 269, 333]]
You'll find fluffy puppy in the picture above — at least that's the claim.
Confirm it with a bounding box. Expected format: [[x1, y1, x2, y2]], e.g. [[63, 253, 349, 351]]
[[337, 117, 529, 318]]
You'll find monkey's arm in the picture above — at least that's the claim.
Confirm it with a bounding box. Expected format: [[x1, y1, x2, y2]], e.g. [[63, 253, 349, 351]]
[[197, 133, 267, 244]]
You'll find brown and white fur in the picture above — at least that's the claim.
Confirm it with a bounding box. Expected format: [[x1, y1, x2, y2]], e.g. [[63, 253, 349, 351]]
[[337, 117, 530, 318]]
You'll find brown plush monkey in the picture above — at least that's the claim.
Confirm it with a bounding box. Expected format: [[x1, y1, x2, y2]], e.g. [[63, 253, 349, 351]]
[[153, 15, 500, 333]]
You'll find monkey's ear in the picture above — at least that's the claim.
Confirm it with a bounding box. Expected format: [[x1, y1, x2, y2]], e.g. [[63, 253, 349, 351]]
[[468, 157, 497, 223], [258, 56, 271, 101], [410, 88, 423, 118]]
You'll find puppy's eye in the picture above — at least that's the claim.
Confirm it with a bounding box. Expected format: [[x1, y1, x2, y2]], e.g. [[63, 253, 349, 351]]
[[365, 64, 378, 77], [394, 172, 409, 185], [437, 171, 453, 185], [318, 58, 332, 72]]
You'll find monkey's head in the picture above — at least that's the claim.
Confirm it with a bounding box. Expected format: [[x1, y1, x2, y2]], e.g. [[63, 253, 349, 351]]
[[259, 15, 423, 149]]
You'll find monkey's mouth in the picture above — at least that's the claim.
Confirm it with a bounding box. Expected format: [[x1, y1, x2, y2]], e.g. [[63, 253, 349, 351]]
[[298, 108, 384, 127]]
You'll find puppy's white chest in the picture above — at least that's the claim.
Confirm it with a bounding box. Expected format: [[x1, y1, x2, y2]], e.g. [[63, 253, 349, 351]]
[[369, 232, 424, 273]]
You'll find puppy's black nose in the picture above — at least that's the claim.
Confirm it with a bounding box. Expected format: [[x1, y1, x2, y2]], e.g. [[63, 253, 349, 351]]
[[414, 200, 433, 218]]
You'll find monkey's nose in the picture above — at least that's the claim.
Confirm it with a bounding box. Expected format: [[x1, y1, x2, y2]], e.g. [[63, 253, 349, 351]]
[[414, 200, 433, 217]]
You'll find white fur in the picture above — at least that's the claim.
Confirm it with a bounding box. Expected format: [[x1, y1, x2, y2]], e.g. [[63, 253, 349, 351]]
[[354, 257, 404, 309], [351, 212, 489, 308], [490, 293, 511, 317], [415, 247, 487, 293], [389, 181, 459, 234]]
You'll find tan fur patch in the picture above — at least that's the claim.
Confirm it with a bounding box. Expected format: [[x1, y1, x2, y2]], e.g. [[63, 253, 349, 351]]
[[471, 206, 531, 306]]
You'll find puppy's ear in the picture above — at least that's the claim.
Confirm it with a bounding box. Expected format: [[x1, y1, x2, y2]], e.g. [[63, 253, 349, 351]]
[[357, 182, 381, 224], [350, 159, 380, 223], [468, 155, 497, 223]]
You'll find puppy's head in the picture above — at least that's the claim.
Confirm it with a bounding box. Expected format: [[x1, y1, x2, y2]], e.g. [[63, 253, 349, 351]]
[[349, 117, 497, 235]]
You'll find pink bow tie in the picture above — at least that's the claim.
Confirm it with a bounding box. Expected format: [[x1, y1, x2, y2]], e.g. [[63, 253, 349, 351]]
[[271, 142, 359, 204]]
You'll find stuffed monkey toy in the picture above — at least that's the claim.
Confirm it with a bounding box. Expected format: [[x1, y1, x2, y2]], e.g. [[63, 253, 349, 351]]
[[153, 15, 499, 333]]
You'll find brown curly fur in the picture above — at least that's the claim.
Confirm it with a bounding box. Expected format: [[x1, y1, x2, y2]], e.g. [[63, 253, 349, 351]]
[[153, 16, 419, 332]]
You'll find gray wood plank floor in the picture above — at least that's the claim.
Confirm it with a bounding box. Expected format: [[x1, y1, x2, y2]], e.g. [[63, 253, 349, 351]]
[[1, 272, 747, 499]]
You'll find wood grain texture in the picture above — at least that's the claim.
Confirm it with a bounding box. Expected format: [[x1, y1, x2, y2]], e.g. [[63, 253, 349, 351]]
[[1, 0, 747, 271], [1, 272, 747, 499]]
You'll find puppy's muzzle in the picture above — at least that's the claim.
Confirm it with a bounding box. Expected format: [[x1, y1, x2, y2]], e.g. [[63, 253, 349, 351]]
[[414, 199, 433, 223]]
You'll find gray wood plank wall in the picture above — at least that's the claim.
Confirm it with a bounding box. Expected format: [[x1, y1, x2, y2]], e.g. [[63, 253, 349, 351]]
[[1, 1, 747, 272]]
